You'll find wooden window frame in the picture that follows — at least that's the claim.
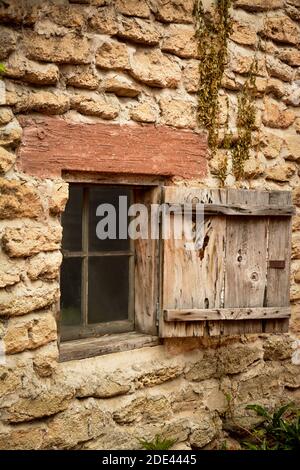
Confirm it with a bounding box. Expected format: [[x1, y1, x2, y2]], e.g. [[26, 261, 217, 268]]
[[61, 184, 135, 342], [59, 174, 162, 360]]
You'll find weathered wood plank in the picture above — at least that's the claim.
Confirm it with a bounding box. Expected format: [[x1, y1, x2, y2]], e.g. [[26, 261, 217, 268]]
[[135, 187, 161, 335], [17, 117, 208, 179], [222, 190, 269, 335], [265, 191, 292, 333], [164, 307, 291, 321], [160, 188, 227, 337], [60, 332, 159, 362], [167, 203, 294, 217]]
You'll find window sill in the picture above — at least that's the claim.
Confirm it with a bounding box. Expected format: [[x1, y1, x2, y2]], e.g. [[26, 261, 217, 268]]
[[59, 331, 160, 362]]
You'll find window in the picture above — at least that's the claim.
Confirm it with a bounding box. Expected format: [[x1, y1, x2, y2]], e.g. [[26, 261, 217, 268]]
[[60, 184, 293, 360], [61, 184, 134, 341]]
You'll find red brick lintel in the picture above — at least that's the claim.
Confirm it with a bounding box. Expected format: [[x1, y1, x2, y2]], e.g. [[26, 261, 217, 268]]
[[17, 116, 208, 179]]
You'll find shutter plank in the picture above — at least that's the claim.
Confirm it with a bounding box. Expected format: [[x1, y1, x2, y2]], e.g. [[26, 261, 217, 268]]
[[160, 188, 227, 337], [265, 191, 292, 333], [222, 190, 269, 335]]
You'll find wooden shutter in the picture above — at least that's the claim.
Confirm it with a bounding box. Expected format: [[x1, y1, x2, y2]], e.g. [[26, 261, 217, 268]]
[[159, 188, 293, 337]]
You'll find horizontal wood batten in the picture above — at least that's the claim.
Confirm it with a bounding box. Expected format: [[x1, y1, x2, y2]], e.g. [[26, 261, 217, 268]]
[[167, 203, 295, 216], [17, 117, 208, 179], [164, 307, 291, 322]]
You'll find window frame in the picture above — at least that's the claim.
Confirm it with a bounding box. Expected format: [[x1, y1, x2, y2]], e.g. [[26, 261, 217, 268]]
[[59, 174, 163, 356]]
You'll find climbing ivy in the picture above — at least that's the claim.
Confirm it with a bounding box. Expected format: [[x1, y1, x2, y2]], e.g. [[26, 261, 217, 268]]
[[195, 0, 232, 152], [195, 0, 258, 184]]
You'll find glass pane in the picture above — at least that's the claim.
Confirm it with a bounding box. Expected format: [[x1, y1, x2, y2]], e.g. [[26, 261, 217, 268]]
[[88, 256, 130, 324], [62, 185, 83, 251], [89, 186, 131, 251], [61, 258, 82, 326]]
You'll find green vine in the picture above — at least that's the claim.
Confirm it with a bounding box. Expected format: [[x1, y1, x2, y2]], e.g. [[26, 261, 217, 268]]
[[195, 0, 258, 184], [195, 0, 232, 152], [231, 59, 257, 180]]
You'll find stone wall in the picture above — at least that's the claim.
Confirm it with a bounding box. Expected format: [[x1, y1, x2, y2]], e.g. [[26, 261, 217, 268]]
[[0, 0, 300, 450]]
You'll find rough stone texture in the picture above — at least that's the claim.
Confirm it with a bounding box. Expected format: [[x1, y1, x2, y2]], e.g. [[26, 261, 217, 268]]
[[116, 0, 150, 18], [263, 98, 295, 128], [3, 310, 57, 354], [162, 25, 198, 59], [70, 93, 119, 119], [0, 26, 17, 60], [234, 0, 284, 10], [63, 66, 99, 90], [102, 75, 141, 97], [24, 33, 92, 65], [0, 0, 299, 451], [130, 99, 159, 123], [0, 147, 15, 173], [4, 53, 59, 85], [95, 40, 130, 70], [265, 162, 296, 181], [0, 280, 59, 317], [263, 16, 300, 45], [152, 0, 194, 24], [2, 222, 62, 258], [117, 17, 161, 46], [159, 97, 196, 129], [0, 178, 42, 219], [130, 49, 181, 88], [15, 91, 70, 115]]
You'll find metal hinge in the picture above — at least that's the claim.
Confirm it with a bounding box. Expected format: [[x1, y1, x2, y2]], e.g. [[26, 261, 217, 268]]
[[156, 301, 160, 326]]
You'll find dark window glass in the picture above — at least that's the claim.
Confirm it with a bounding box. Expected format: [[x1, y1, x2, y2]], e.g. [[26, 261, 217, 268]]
[[61, 257, 82, 326], [89, 186, 131, 252], [61, 184, 133, 340], [88, 256, 129, 324], [62, 185, 82, 251]]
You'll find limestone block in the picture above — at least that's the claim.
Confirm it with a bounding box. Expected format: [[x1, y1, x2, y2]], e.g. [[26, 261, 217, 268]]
[[0, 26, 17, 60], [159, 97, 196, 128], [63, 65, 99, 90], [115, 0, 150, 18], [0, 119, 22, 147], [15, 91, 70, 115], [0, 280, 60, 317], [0, 178, 43, 219], [3, 310, 57, 354], [130, 49, 181, 88], [70, 92, 119, 118], [27, 251, 62, 281], [263, 335, 294, 361], [182, 60, 199, 93], [231, 20, 257, 46], [259, 130, 283, 159], [0, 108, 13, 126], [47, 181, 69, 215], [24, 32, 92, 65], [151, 0, 194, 24], [263, 16, 300, 45], [0, 147, 15, 173], [130, 99, 159, 123], [89, 6, 119, 35], [2, 222, 62, 257], [265, 161, 296, 181], [4, 53, 59, 85], [117, 17, 161, 46], [102, 75, 141, 97], [263, 98, 295, 129], [233, 0, 283, 10], [95, 40, 130, 70], [279, 48, 300, 67], [162, 24, 198, 59]]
